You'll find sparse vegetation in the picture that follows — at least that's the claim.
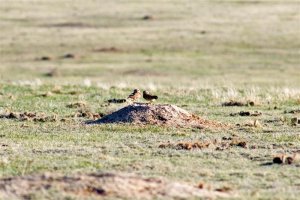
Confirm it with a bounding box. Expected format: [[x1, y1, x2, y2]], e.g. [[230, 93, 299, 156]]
[[0, 0, 300, 199]]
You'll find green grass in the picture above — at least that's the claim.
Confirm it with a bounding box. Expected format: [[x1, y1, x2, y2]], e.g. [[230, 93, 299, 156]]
[[0, 0, 300, 199]]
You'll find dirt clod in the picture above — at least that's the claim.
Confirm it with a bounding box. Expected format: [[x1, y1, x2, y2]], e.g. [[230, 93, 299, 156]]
[[142, 15, 154, 20], [215, 186, 232, 193], [285, 109, 300, 114], [230, 111, 262, 117], [73, 109, 102, 120], [61, 53, 75, 59], [67, 101, 87, 109], [222, 100, 256, 107], [93, 47, 122, 53], [234, 141, 247, 148], [39, 56, 51, 61]]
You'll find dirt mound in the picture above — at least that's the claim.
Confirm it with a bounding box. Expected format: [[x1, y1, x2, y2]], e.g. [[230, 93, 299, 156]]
[[88, 103, 226, 128], [0, 172, 230, 199]]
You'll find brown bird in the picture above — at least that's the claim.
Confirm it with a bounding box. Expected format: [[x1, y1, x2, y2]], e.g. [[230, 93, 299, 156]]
[[143, 90, 158, 103], [127, 89, 141, 102]]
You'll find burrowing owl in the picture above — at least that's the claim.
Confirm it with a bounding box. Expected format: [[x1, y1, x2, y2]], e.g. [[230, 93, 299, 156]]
[[127, 89, 141, 102], [143, 90, 158, 103]]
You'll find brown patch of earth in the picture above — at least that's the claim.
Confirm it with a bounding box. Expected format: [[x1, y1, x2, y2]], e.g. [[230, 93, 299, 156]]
[[0, 172, 231, 199], [44, 22, 94, 28], [0, 107, 101, 122], [37, 56, 52, 61], [87, 103, 228, 129], [66, 101, 87, 109], [60, 53, 76, 59], [142, 15, 154, 20], [159, 137, 247, 151], [72, 109, 103, 120], [0, 110, 58, 122], [66, 101, 103, 120], [230, 111, 262, 117], [93, 47, 122, 53], [222, 100, 255, 107], [285, 109, 300, 114]]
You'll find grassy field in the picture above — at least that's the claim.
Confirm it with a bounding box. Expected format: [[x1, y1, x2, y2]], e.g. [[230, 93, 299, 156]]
[[0, 0, 300, 199]]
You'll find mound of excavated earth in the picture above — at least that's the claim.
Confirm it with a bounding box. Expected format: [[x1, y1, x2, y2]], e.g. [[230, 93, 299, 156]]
[[0, 172, 231, 199], [88, 103, 226, 128]]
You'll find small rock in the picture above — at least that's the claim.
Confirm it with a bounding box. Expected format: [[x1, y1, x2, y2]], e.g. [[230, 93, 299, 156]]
[[62, 53, 75, 59], [236, 141, 247, 148], [239, 111, 250, 116], [8, 112, 20, 119], [142, 15, 154, 20], [248, 101, 255, 106], [215, 186, 232, 192], [40, 56, 51, 61], [197, 182, 204, 189]]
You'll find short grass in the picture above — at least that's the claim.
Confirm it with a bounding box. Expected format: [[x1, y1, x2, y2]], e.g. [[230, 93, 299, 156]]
[[0, 0, 300, 199]]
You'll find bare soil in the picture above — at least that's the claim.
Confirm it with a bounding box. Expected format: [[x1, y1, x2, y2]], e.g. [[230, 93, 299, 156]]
[[0, 172, 230, 199], [88, 103, 227, 128]]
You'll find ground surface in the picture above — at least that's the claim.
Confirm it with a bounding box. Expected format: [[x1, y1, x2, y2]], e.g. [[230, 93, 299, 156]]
[[0, 0, 300, 199], [0, 172, 230, 199]]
